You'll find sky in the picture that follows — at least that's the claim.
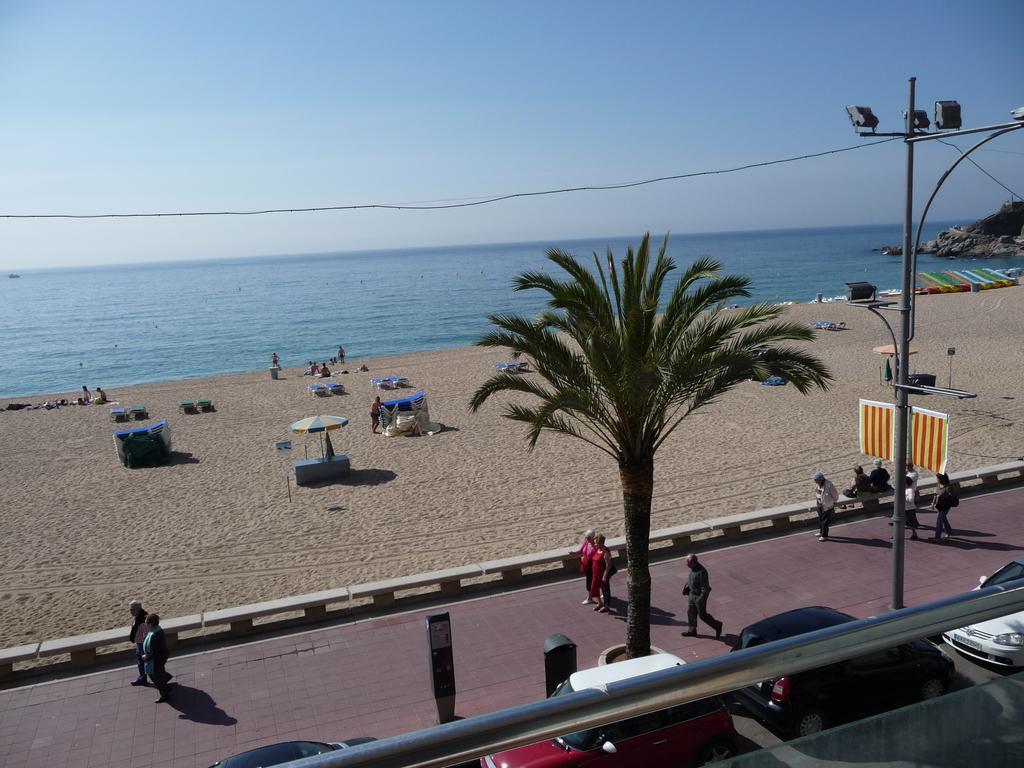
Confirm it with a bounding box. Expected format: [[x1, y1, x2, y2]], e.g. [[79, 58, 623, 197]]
[[1, 0, 1022, 269]]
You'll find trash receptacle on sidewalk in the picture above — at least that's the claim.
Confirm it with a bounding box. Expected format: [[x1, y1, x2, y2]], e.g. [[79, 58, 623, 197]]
[[544, 634, 577, 697]]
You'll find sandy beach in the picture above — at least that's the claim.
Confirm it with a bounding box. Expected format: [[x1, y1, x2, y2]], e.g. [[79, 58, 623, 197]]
[[2, 288, 1023, 648]]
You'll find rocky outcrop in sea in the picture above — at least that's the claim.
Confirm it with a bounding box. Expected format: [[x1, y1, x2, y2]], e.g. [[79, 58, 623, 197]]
[[921, 201, 1024, 258]]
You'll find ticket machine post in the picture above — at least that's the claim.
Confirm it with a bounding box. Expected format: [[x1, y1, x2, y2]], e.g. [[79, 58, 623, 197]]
[[427, 612, 456, 724]]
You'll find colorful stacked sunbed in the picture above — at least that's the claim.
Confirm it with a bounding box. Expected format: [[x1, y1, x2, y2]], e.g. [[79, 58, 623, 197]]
[[916, 268, 1016, 295]]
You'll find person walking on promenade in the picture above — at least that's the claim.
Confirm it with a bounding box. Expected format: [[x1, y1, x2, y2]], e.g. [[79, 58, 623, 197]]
[[813, 471, 839, 541], [588, 534, 611, 613], [683, 554, 722, 638], [370, 396, 382, 433], [931, 472, 959, 542], [571, 529, 597, 604], [141, 614, 173, 703], [128, 599, 148, 686], [904, 475, 920, 540]]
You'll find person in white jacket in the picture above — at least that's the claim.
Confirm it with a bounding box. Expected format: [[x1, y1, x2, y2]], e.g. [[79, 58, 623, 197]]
[[813, 471, 839, 541]]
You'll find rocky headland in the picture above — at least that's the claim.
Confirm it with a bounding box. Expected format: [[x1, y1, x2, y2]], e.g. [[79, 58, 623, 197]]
[[878, 201, 1024, 258]]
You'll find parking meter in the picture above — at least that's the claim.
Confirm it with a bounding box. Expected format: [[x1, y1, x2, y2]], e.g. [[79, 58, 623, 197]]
[[427, 612, 456, 723]]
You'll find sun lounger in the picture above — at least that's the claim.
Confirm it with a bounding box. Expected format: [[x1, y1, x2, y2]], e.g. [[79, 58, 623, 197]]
[[762, 376, 786, 387], [371, 378, 394, 390], [495, 361, 529, 373], [110, 407, 129, 423], [197, 399, 214, 412], [179, 401, 197, 414], [130, 405, 148, 420], [307, 384, 329, 397], [327, 382, 345, 395]]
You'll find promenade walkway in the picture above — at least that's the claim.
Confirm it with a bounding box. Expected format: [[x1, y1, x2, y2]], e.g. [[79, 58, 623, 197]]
[[2, 485, 1023, 768]]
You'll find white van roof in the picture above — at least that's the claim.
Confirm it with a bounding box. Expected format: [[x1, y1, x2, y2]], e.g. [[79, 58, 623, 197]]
[[567, 653, 686, 692]]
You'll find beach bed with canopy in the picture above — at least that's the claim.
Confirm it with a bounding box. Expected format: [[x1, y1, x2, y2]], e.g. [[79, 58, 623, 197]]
[[379, 390, 441, 436], [113, 419, 172, 468]]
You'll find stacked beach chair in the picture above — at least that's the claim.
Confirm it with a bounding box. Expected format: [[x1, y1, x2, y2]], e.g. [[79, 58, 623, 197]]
[[916, 268, 1016, 295]]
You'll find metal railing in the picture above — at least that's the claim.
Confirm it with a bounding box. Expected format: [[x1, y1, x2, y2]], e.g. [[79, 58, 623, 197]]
[[289, 577, 1024, 768]]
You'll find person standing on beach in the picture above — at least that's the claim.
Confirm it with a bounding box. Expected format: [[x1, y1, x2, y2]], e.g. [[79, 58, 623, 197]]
[[338, 345, 345, 363], [683, 554, 722, 638], [813, 471, 838, 541], [571, 529, 597, 603], [370, 396, 382, 433], [128, 599, 148, 686], [271, 352, 280, 368], [141, 614, 173, 703]]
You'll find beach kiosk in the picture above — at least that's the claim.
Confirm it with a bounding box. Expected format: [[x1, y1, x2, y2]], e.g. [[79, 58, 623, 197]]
[[290, 415, 351, 485]]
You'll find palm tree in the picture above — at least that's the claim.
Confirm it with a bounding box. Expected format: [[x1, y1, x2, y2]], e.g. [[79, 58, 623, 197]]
[[471, 233, 832, 658]]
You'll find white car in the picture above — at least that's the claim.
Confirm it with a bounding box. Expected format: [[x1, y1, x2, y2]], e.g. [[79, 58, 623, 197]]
[[943, 557, 1024, 667]]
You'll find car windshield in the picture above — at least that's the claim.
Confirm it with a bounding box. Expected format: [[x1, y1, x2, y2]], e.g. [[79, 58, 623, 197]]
[[550, 681, 603, 751], [216, 741, 333, 768], [983, 562, 1024, 588]]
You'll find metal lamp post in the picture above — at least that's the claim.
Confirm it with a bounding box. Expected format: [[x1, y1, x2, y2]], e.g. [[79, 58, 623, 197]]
[[845, 78, 1021, 610]]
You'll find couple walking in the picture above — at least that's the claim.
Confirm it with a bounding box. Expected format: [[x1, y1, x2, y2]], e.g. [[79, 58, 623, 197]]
[[129, 599, 174, 703], [573, 529, 616, 613]]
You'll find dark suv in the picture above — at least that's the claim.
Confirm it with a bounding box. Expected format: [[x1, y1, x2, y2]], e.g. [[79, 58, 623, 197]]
[[730, 606, 954, 737]]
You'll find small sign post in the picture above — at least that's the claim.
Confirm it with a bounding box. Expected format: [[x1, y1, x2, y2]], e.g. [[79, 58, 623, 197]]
[[276, 441, 293, 502], [947, 346, 956, 388]]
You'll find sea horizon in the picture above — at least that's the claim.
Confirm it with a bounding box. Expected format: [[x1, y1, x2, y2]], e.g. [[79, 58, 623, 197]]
[[4, 220, 1023, 400], [3, 219, 965, 274]]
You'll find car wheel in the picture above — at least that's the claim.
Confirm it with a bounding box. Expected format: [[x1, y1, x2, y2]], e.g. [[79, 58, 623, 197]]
[[694, 739, 736, 766], [793, 707, 826, 737], [920, 677, 945, 700]]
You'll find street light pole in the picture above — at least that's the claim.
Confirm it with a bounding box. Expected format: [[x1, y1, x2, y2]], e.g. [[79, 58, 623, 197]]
[[890, 77, 917, 610]]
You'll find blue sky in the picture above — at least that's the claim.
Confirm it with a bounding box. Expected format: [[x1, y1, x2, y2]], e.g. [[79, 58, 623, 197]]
[[1, 0, 1022, 268]]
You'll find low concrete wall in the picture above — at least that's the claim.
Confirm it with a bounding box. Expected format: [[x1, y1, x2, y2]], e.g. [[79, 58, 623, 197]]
[[2, 460, 1021, 680]]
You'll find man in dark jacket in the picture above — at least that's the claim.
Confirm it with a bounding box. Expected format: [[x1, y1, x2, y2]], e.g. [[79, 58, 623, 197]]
[[683, 554, 723, 639], [869, 458, 891, 492], [142, 613, 173, 703], [128, 599, 148, 686]]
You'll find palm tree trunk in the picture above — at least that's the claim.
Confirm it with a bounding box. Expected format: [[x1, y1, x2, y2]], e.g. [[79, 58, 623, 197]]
[[620, 458, 653, 659]]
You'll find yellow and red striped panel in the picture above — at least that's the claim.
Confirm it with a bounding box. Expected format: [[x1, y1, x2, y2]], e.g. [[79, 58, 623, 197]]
[[859, 399, 894, 460], [911, 406, 949, 474]]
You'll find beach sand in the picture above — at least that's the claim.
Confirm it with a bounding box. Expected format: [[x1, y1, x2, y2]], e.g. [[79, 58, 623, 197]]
[[2, 289, 1023, 647]]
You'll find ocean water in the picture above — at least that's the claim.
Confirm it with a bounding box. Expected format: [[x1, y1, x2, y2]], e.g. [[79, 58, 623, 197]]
[[3, 223, 1023, 399]]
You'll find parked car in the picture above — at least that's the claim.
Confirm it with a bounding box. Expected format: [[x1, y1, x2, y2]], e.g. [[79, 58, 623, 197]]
[[208, 737, 377, 768], [482, 653, 737, 768], [943, 556, 1024, 667], [730, 606, 954, 738]]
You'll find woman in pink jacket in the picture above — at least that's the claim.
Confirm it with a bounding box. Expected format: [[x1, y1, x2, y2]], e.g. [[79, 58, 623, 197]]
[[571, 529, 597, 604]]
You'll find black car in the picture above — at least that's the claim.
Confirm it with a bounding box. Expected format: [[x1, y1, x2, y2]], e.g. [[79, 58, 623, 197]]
[[209, 738, 377, 768], [730, 606, 954, 738]]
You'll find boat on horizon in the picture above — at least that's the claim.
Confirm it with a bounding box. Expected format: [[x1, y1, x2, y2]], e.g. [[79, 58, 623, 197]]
[[8, 273, 20, 278]]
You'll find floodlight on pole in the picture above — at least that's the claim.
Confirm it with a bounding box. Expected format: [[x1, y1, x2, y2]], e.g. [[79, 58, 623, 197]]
[[910, 110, 930, 131], [934, 101, 962, 130], [845, 105, 879, 131]]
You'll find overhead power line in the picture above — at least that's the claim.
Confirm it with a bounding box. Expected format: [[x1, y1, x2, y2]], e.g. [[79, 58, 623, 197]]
[[936, 138, 1022, 201], [1, 138, 901, 220]]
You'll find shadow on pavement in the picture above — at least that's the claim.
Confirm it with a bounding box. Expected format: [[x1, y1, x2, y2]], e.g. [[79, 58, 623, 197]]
[[167, 684, 237, 726]]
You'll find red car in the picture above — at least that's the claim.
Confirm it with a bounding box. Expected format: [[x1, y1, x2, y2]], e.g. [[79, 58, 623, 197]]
[[482, 653, 737, 768]]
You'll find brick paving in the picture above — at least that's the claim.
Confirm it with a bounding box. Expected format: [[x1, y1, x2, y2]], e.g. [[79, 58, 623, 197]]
[[2, 485, 1022, 768]]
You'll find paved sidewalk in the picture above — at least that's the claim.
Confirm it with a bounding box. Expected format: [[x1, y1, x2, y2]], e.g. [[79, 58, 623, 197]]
[[2, 486, 1022, 768]]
